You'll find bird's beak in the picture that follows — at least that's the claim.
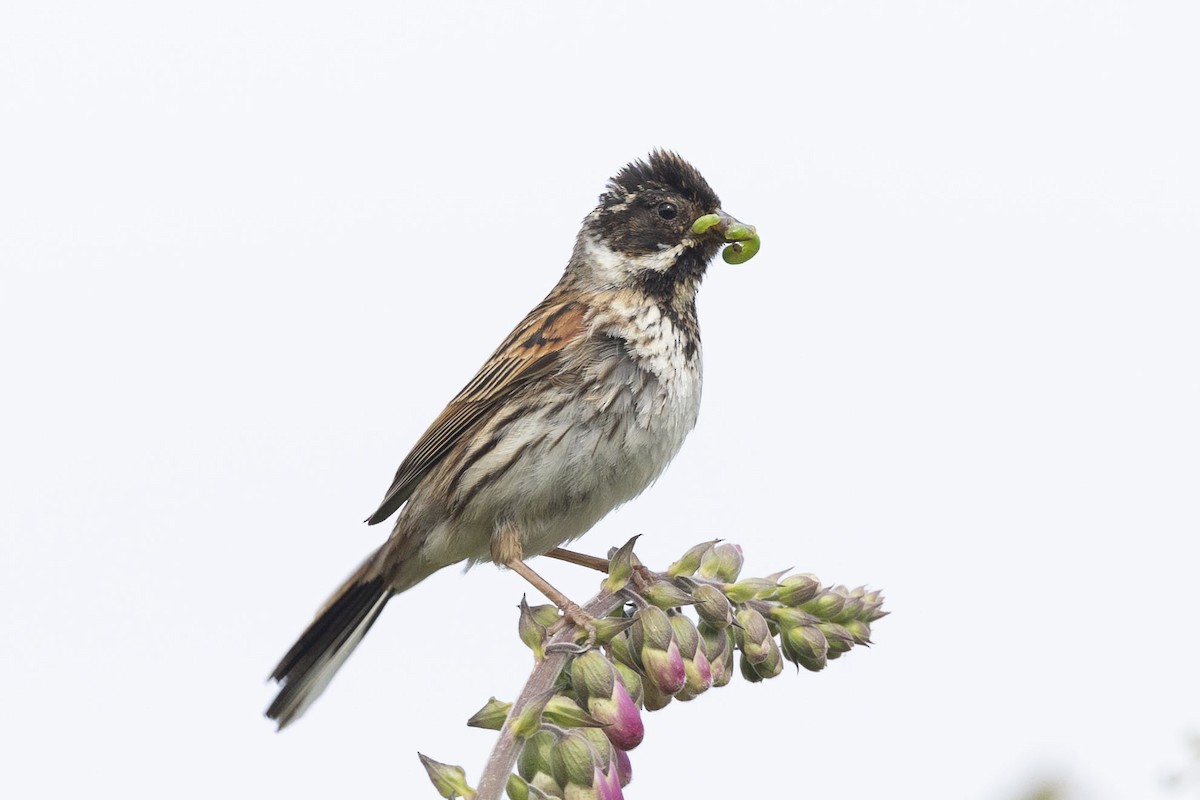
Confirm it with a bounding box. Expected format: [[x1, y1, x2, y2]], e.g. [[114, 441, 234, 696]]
[[691, 211, 761, 264]]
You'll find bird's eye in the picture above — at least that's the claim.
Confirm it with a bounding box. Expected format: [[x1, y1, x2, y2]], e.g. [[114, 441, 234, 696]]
[[657, 202, 678, 220]]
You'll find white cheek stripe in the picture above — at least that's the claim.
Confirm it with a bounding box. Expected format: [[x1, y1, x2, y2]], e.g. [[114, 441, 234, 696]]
[[582, 235, 694, 284]]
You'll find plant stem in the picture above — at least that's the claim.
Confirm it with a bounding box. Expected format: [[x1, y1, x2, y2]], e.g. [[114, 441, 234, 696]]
[[475, 590, 625, 800]]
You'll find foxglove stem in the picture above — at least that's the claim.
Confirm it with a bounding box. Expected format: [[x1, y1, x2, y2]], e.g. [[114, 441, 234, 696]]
[[475, 590, 625, 800]]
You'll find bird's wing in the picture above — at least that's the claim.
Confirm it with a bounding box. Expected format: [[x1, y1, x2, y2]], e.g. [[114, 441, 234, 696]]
[[365, 296, 588, 525]]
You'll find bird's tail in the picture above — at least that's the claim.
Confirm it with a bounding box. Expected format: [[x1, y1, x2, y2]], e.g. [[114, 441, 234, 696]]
[[266, 546, 427, 729]]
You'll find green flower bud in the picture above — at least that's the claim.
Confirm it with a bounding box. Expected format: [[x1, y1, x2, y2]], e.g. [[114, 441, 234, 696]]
[[692, 584, 734, 627], [831, 594, 865, 624], [530, 604, 563, 628], [644, 579, 694, 609], [858, 589, 887, 621], [578, 728, 616, 771], [418, 753, 477, 799], [767, 605, 819, 630], [751, 637, 784, 679], [782, 624, 828, 672], [588, 616, 636, 646], [842, 618, 872, 645], [550, 731, 606, 796], [698, 622, 734, 688], [817, 622, 855, 655], [607, 631, 641, 671], [698, 543, 743, 582], [602, 536, 640, 594], [505, 774, 529, 800], [773, 573, 821, 606], [668, 614, 700, 659], [511, 689, 556, 739], [739, 652, 763, 683], [723, 577, 778, 603], [669, 614, 712, 697], [630, 607, 685, 694], [667, 540, 719, 578], [640, 676, 673, 711], [543, 694, 604, 729], [517, 730, 558, 787], [629, 606, 673, 654], [467, 696, 512, 731], [572, 650, 616, 701], [802, 590, 846, 621], [733, 608, 773, 665], [519, 596, 548, 661]]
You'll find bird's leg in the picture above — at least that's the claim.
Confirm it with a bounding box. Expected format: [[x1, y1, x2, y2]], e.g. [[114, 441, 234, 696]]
[[544, 547, 611, 573], [547, 546, 655, 591], [493, 522, 598, 648]]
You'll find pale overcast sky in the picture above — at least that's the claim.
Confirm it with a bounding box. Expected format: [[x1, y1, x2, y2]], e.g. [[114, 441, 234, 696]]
[[2, 2, 1198, 798]]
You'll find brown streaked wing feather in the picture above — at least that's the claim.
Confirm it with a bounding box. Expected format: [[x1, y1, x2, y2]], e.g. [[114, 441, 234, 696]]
[[365, 297, 588, 524]]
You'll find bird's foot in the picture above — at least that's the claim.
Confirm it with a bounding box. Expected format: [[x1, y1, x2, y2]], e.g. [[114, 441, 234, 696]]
[[546, 602, 598, 653]]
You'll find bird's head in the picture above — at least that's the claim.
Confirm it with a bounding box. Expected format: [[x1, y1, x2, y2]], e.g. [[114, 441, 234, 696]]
[[571, 150, 759, 293]]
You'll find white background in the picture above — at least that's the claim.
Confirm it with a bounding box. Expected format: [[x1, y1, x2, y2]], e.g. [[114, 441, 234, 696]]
[[2, 2, 1197, 798]]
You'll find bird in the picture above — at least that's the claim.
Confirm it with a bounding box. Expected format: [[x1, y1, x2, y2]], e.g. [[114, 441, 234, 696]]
[[266, 150, 758, 728]]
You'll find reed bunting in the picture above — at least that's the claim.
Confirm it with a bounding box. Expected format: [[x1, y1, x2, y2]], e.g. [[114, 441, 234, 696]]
[[267, 150, 759, 728]]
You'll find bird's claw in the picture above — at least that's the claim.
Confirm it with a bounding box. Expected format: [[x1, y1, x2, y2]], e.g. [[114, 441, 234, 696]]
[[548, 601, 598, 651]]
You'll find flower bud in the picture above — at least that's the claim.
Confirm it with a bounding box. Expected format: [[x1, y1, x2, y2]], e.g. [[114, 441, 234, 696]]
[[739, 652, 763, 683], [782, 624, 828, 672], [419, 753, 477, 800], [529, 604, 562, 627], [467, 696, 512, 731], [669, 614, 712, 698], [543, 694, 604, 729], [519, 596, 548, 661], [572, 650, 616, 699], [666, 540, 718, 578], [572, 651, 644, 750], [640, 676, 673, 711], [733, 608, 773, 665], [773, 573, 821, 606], [817, 622, 855, 655], [612, 662, 643, 708], [613, 748, 632, 787], [831, 594, 865, 623], [802, 589, 846, 621], [842, 618, 872, 645], [628, 606, 670, 654], [505, 774, 530, 800], [607, 631, 640, 671], [511, 689, 556, 739], [644, 579, 693, 610], [858, 589, 887, 621], [602, 537, 639, 594], [640, 639, 686, 696], [723, 577, 777, 603], [550, 731, 599, 793], [698, 543, 743, 582], [692, 583, 734, 627], [589, 616, 636, 646], [767, 605, 818, 629], [751, 637, 783, 679], [578, 728, 617, 771], [698, 623, 734, 688], [630, 607, 686, 695], [517, 731, 560, 795]]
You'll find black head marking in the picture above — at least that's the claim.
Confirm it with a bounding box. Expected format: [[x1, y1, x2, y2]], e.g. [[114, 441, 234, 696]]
[[604, 150, 721, 211], [589, 151, 724, 260]]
